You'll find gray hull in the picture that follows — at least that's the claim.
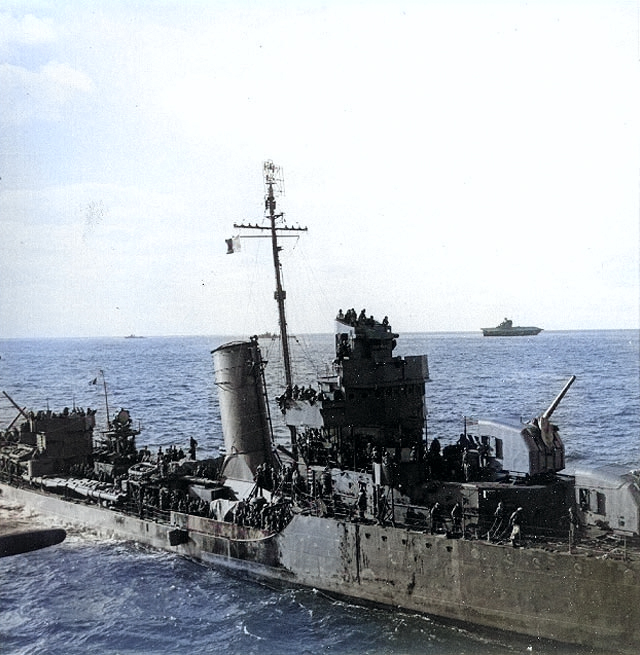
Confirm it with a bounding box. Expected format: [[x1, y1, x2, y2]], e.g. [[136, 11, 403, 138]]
[[2, 482, 639, 654], [482, 327, 542, 336]]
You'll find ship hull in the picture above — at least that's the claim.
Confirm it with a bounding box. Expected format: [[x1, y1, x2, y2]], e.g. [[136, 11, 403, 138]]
[[482, 327, 542, 337], [2, 481, 638, 653]]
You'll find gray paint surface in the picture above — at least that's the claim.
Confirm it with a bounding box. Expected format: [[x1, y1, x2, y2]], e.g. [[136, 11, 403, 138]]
[[2, 483, 639, 653]]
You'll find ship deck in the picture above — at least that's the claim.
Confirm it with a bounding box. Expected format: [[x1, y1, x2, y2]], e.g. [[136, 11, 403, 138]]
[[3, 472, 639, 564]]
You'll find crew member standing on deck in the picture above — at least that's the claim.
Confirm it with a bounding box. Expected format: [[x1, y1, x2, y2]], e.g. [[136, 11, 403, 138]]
[[451, 502, 463, 534], [489, 500, 505, 541], [509, 507, 523, 547], [357, 483, 367, 520], [430, 502, 444, 534]]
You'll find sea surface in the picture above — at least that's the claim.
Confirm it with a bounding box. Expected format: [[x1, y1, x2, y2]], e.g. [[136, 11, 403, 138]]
[[0, 330, 638, 655]]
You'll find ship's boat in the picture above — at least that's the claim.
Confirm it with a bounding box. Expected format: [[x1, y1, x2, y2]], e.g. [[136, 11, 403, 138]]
[[481, 318, 542, 336], [1, 163, 640, 654]]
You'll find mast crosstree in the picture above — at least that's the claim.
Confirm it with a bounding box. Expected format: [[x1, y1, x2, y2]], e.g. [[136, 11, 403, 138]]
[[232, 160, 307, 388]]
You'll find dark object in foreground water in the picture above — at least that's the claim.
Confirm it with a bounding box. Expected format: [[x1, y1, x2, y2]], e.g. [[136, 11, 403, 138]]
[[0, 528, 66, 557]]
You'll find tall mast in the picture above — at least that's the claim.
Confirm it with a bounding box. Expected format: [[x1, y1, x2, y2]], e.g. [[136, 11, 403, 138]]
[[232, 160, 307, 389], [264, 162, 293, 387]]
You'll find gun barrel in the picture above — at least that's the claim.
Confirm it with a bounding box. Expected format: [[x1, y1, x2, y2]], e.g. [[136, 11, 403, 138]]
[[542, 375, 576, 420]]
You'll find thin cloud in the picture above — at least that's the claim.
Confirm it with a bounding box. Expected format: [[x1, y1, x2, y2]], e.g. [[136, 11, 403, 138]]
[[0, 12, 56, 49], [0, 60, 95, 124]]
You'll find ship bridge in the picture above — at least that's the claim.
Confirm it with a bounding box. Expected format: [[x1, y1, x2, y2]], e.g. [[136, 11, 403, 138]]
[[282, 311, 429, 470]]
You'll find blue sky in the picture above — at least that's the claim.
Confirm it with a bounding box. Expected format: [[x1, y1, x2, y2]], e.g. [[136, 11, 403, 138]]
[[1, 1, 638, 337]]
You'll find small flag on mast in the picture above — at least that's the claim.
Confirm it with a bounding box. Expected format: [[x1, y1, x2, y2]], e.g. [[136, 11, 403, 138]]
[[225, 236, 241, 254]]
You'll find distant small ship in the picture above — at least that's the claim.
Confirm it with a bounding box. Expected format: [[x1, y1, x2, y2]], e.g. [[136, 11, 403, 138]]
[[481, 318, 542, 337], [124, 334, 145, 339]]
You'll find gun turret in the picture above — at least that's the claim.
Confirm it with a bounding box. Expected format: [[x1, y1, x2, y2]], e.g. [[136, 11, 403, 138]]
[[542, 375, 576, 420]]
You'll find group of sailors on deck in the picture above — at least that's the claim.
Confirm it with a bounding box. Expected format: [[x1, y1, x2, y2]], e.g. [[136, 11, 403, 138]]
[[291, 424, 495, 486], [336, 308, 389, 329], [230, 497, 292, 533], [135, 437, 197, 467], [29, 407, 97, 420], [132, 483, 210, 517], [0, 408, 97, 443], [426, 434, 493, 482], [275, 384, 323, 412]]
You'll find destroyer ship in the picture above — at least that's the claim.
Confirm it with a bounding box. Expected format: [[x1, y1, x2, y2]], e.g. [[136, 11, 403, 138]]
[[1, 162, 640, 653]]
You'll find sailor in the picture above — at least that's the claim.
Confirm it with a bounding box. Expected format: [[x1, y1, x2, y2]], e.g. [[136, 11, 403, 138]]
[[321, 466, 332, 499], [568, 506, 578, 545], [509, 507, 524, 547], [426, 438, 442, 478], [478, 440, 490, 468], [458, 433, 471, 449], [430, 502, 444, 534], [291, 466, 302, 499], [357, 483, 367, 520], [189, 437, 198, 460], [462, 448, 472, 482], [254, 463, 266, 497], [488, 501, 505, 541], [451, 502, 463, 534]]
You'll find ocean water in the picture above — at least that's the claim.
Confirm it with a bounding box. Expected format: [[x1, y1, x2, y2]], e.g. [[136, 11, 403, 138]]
[[0, 329, 638, 655]]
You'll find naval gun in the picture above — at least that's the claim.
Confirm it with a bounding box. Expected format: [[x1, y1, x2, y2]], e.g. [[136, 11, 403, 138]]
[[473, 376, 577, 478], [536, 375, 576, 454], [542, 375, 576, 421], [540, 377, 640, 538]]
